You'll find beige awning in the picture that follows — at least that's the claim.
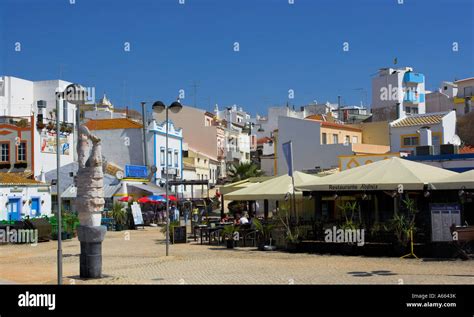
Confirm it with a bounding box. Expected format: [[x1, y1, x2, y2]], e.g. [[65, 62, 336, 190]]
[[219, 176, 274, 195], [430, 169, 474, 190], [297, 157, 457, 191], [226, 171, 320, 200]]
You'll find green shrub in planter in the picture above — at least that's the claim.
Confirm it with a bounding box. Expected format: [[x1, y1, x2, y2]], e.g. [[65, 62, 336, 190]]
[[111, 202, 127, 231]]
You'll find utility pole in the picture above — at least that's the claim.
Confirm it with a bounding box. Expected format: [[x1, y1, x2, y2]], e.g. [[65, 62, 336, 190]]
[[141, 102, 148, 168]]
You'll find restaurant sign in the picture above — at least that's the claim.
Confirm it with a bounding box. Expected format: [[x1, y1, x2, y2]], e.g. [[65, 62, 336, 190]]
[[338, 153, 400, 171], [125, 165, 148, 179], [328, 184, 379, 191]]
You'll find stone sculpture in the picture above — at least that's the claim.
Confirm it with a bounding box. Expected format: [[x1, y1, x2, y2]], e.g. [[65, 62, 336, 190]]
[[75, 126, 104, 227], [74, 125, 107, 278]]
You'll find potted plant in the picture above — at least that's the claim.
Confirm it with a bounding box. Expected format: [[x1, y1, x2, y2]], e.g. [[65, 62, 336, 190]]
[[390, 198, 419, 255], [253, 218, 275, 251], [111, 202, 127, 231], [46, 121, 55, 131], [160, 220, 181, 243], [221, 225, 237, 249], [64, 212, 79, 238], [0, 163, 11, 170], [275, 205, 301, 252], [36, 121, 46, 130]]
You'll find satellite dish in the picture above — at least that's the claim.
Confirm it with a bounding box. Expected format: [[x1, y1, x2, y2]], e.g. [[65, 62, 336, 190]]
[[449, 135, 461, 146], [116, 170, 124, 180]]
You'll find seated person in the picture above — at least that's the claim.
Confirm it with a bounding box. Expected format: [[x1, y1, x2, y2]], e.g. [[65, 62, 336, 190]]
[[239, 213, 249, 225]]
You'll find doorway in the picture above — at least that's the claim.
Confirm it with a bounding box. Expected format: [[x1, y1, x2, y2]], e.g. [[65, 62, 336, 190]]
[[7, 198, 21, 221]]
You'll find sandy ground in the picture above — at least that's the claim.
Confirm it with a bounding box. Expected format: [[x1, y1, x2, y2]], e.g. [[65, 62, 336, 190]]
[[0, 227, 473, 285]]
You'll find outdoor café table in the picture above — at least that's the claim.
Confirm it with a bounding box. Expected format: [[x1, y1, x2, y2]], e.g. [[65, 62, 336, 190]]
[[200, 226, 224, 245], [194, 224, 207, 242]]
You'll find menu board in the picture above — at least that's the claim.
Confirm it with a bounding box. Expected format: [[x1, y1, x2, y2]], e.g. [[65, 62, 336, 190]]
[[430, 203, 461, 242], [131, 202, 144, 226], [173, 226, 187, 244]]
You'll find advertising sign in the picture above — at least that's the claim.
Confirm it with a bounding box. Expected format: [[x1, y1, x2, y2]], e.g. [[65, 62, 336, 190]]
[[40, 133, 70, 155]]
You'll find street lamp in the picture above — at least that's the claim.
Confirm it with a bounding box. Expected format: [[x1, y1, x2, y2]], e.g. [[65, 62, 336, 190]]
[[152, 100, 183, 256], [54, 83, 87, 285]]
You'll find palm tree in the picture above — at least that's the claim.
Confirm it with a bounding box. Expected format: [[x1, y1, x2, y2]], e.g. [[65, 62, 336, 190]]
[[228, 162, 264, 182]]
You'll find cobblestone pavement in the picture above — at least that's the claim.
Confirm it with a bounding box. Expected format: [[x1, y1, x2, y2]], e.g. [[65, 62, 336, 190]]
[[0, 227, 473, 285]]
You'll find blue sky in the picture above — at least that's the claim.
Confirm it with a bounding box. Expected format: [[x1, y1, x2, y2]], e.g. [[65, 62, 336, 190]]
[[1, 0, 473, 115]]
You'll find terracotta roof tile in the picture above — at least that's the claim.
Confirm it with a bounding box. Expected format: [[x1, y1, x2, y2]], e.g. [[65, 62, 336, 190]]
[[306, 117, 362, 132], [257, 137, 272, 144], [0, 173, 44, 185], [460, 145, 474, 154], [84, 118, 143, 130], [391, 113, 447, 128]]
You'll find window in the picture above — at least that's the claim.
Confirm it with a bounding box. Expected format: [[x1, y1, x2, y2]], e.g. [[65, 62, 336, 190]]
[[403, 136, 419, 147], [412, 107, 418, 114], [174, 150, 178, 167], [405, 107, 411, 114], [167, 150, 172, 167], [63, 100, 68, 122], [332, 134, 338, 144], [344, 135, 350, 144], [322, 133, 327, 144], [160, 148, 165, 166], [17, 141, 27, 162], [444, 86, 448, 91], [352, 136, 358, 144], [1, 143, 9, 162]]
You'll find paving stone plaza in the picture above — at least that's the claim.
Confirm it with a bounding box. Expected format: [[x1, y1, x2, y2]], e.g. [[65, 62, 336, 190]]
[[1, 227, 472, 285]]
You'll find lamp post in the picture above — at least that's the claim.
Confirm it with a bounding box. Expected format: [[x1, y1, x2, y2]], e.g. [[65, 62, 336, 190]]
[[54, 83, 87, 284], [151, 100, 183, 256], [53, 91, 63, 285]]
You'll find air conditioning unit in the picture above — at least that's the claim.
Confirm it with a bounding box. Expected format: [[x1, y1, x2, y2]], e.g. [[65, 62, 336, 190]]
[[416, 146, 434, 156], [440, 144, 459, 155]]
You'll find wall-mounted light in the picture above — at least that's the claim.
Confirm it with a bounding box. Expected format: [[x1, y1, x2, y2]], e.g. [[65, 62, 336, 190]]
[[362, 193, 368, 200], [459, 186, 466, 197], [423, 191, 430, 198], [332, 193, 338, 200]]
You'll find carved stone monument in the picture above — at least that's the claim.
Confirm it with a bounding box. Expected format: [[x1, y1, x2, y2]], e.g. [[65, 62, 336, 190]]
[[75, 125, 107, 278]]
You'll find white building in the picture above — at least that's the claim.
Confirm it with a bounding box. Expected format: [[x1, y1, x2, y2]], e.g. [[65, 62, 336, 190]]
[[147, 119, 183, 189], [0, 76, 82, 180], [0, 173, 51, 221], [371, 67, 426, 121], [82, 94, 127, 120], [389, 111, 457, 155]]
